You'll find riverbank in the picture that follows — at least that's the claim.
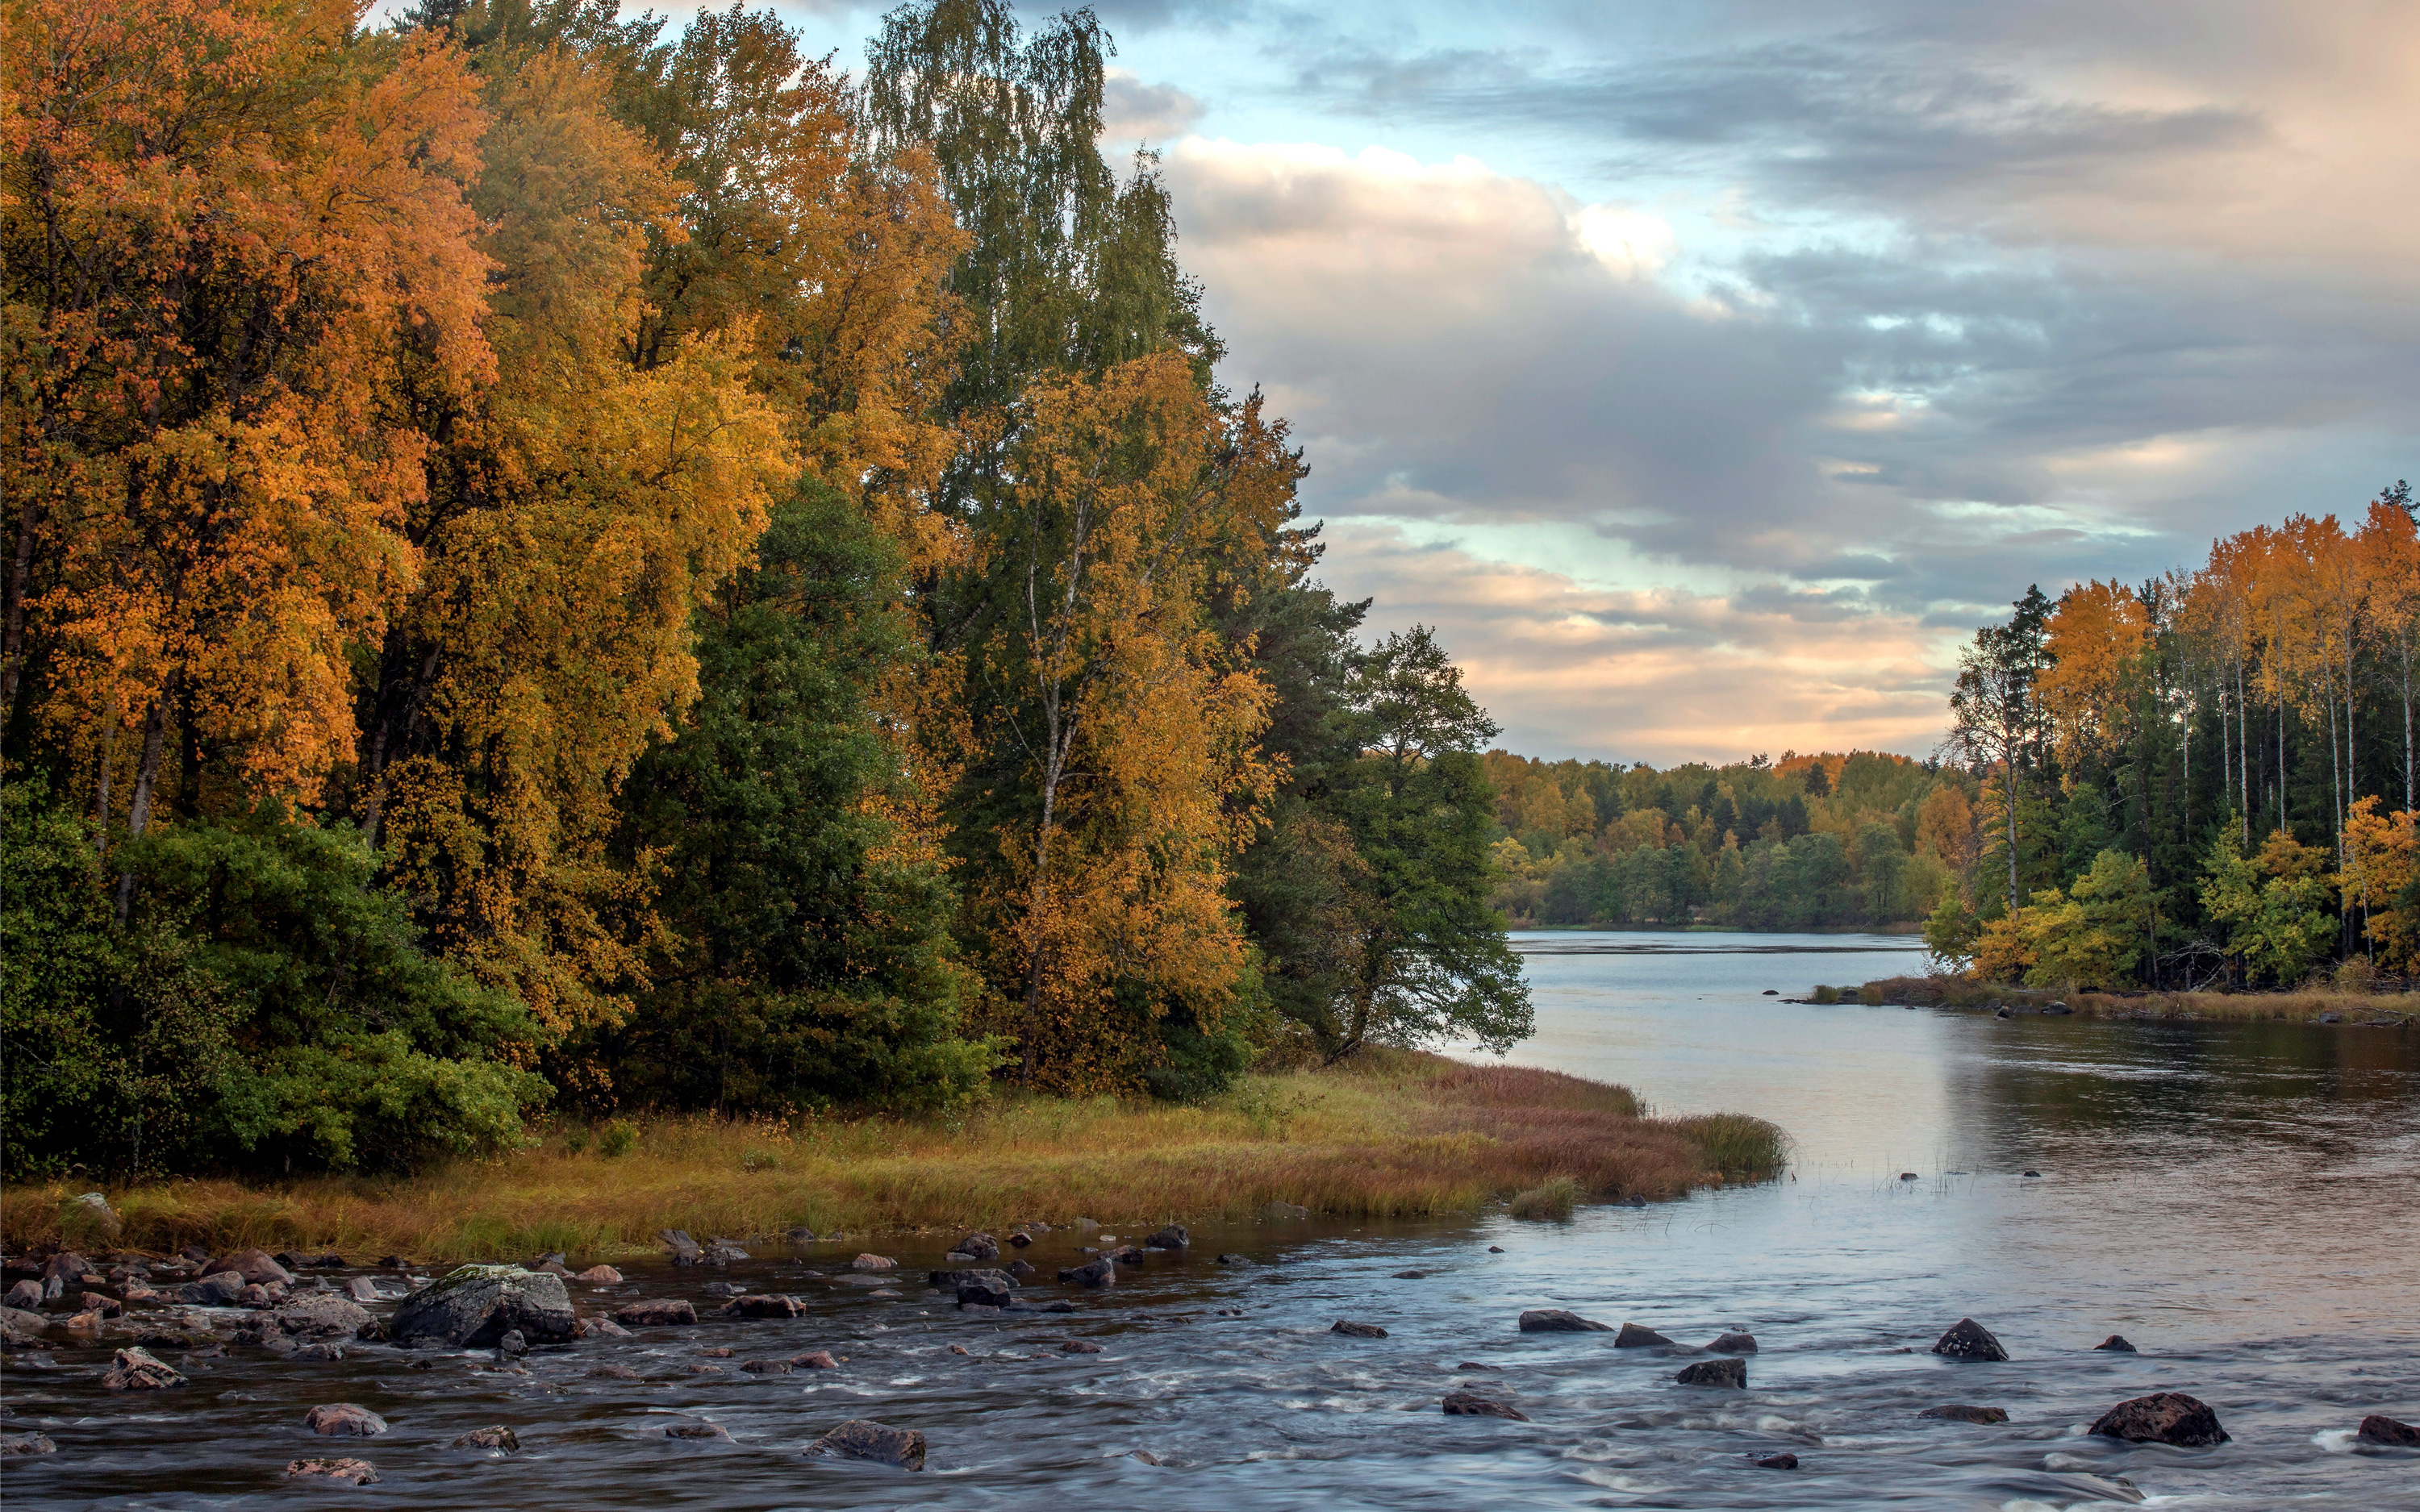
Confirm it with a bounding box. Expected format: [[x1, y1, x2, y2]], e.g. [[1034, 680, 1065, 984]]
[[0, 1052, 1784, 1260], [1838, 974, 2418, 1024]]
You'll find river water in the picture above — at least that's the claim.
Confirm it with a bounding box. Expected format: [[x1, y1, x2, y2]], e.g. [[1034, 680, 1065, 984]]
[[6, 930, 2417, 1509]]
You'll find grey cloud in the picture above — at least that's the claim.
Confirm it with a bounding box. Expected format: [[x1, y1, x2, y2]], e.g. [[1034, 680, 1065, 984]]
[[1101, 71, 1207, 143]]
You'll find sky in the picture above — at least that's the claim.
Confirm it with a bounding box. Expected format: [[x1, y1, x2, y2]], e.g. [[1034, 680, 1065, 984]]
[[770, 2, 2413, 764]]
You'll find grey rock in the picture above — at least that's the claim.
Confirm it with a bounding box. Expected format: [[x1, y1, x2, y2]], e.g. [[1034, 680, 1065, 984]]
[[1517, 1309, 1610, 1333], [1613, 1322, 1672, 1347], [849, 1253, 895, 1272], [574, 1265, 620, 1284], [391, 1265, 576, 1347], [1919, 1404, 2009, 1423], [1005, 1259, 1036, 1279], [701, 1281, 745, 1297], [102, 1345, 185, 1390], [1675, 1358, 1746, 1388], [290, 1343, 346, 1362], [1751, 1452, 1799, 1468], [723, 1293, 806, 1318], [957, 1275, 1014, 1307], [202, 1248, 293, 1287], [953, 1233, 1000, 1261], [665, 1421, 732, 1442], [285, 1456, 378, 1484], [791, 1349, 841, 1369], [4, 1280, 40, 1310], [304, 1403, 388, 1436], [273, 1293, 374, 1341], [613, 1299, 699, 1327], [2, 1433, 59, 1457], [927, 1268, 1017, 1292], [2356, 1414, 2420, 1447], [1057, 1258, 1115, 1289], [1442, 1390, 1528, 1419], [2089, 1392, 2230, 1447], [453, 1426, 519, 1453], [786, 1226, 817, 1244], [660, 1229, 702, 1263], [179, 1271, 245, 1306], [1931, 1318, 2009, 1361], [573, 1315, 632, 1338], [1059, 1339, 1103, 1354], [1706, 1332, 1759, 1354], [495, 1329, 528, 1357], [1330, 1319, 1387, 1338], [742, 1358, 794, 1375], [40, 1252, 92, 1287], [812, 1418, 926, 1470], [1145, 1224, 1188, 1251]]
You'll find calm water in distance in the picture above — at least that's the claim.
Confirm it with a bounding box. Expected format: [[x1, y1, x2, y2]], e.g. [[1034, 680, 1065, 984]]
[[6, 930, 2415, 1509]]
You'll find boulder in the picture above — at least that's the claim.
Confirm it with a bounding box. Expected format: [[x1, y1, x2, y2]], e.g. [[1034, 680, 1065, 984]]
[[453, 1426, 519, 1453], [2088, 1392, 2230, 1447], [1675, 1358, 1746, 1388], [202, 1249, 293, 1287], [928, 1268, 1018, 1292], [1330, 1320, 1387, 1339], [849, 1254, 895, 1272], [290, 1343, 346, 1362], [4, 1280, 41, 1310], [1007, 1231, 1033, 1248], [2355, 1414, 2420, 1447], [1706, 1332, 1759, 1354], [236, 1283, 275, 1308], [1059, 1339, 1103, 1354], [812, 1418, 926, 1470], [1105, 1245, 1146, 1265], [181, 1272, 245, 1306], [392, 1266, 576, 1347], [957, 1275, 1013, 1308], [1145, 1224, 1188, 1251], [573, 1316, 632, 1339], [286, 1456, 378, 1484], [304, 1404, 388, 1437], [78, 1291, 122, 1318], [1260, 1202, 1310, 1220], [2, 1433, 59, 1457], [1442, 1390, 1528, 1420], [1930, 1318, 2009, 1361], [2093, 1334, 2138, 1352], [495, 1330, 528, 1356], [741, 1359, 794, 1375], [701, 1281, 745, 1297], [953, 1233, 1001, 1261], [1518, 1309, 1611, 1333], [1613, 1323, 1672, 1348], [1216, 1254, 1249, 1265], [786, 1227, 817, 1244], [102, 1346, 185, 1390], [1392, 1270, 1429, 1280], [574, 1265, 621, 1285], [659, 1230, 703, 1264], [40, 1252, 92, 1287], [343, 1278, 388, 1303], [1751, 1452, 1799, 1469], [1005, 1259, 1037, 1279], [535, 1262, 574, 1278], [1058, 1258, 1115, 1289], [613, 1299, 699, 1327], [792, 1349, 841, 1369], [0, 1306, 46, 1348], [665, 1422, 732, 1442], [1919, 1404, 2009, 1424], [273, 1294, 374, 1341], [722, 1293, 806, 1319]]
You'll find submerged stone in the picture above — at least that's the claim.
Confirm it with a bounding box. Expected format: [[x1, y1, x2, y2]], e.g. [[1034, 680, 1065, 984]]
[[1517, 1309, 1610, 1333]]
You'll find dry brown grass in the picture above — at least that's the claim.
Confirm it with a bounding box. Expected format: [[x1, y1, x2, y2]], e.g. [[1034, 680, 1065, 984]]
[[2, 1052, 1784, 1260], [1850, 974, 2419, 1025]]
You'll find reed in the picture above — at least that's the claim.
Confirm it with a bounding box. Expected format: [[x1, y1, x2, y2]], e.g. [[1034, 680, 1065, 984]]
[[1846, 975, 2418, 1025], [1, 1052, 1784, 1260]]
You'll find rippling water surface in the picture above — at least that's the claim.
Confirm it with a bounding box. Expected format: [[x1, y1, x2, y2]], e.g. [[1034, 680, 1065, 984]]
[[8, 930, 2417, 1509]]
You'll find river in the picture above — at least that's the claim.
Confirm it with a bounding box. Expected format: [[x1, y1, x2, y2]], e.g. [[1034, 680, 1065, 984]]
[[7, 930, 2417, 1508]]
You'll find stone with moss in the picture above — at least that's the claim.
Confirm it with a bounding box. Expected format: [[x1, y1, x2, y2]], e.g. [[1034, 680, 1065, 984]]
[[390, 1265, 574, 1347]]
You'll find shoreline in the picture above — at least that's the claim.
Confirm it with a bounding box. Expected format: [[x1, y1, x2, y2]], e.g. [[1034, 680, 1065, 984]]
[[1832, 974, 2418, 1026], [1, 1052, 1784, 1262]]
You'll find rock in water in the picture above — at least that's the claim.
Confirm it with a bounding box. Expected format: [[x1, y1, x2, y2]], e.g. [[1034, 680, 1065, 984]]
[[792, 1350, 841, 1369], [2088, 1392, 2230, 1447], [4, 1280, 41, 1310], [391, 1265, 575, 1347], [849, 1253, 895, 1272], [813, 1418, 927, 1470], [1918, 1404, 2009, 1424], [180, 1272, 246, 1306], [1057, 1258, 1115, 1289], [304, 1404, 389, 1437], [273, 1294, 375, 1342], [2093, 1334, 2138, 1352], [1675, 1358, 1747, 1388], [1751, 1452, 1799, 1468], [2, 1433, 59, 1457], [1330, 1320, 1388, 1338], [453, 1426, 519, 1453], [611, 1299, 699, 1327], [1930, 1318, 2009, 1360], [1442, 1391, 1529, 1420], [1518, 1309, 1611, 1333], [1705, 1332, 1759, 1354], [2355, 1414, 2420, 1447], [1145, 1224, 1189, 1251], [1059, 1339, 1103, 1354], [286, 1457, 378, 1484], [202, 1248, 293, 1287], [1613, 1323, 1672, 1347], [102, 1346, 185, 1391], [722, 1294, 806, 1318], [953, 1233, 1001, 1261], [957, 1275, 1014, 1308], [575, 1265, 622, 1284], [665, 1422, 732, 1442]]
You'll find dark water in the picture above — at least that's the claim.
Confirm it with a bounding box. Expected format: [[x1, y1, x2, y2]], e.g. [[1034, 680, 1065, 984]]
[[7, 930, 2418, 1508]]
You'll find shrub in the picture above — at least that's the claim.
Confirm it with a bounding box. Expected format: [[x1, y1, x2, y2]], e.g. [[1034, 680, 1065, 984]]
[[1508, 1174, 1581, 1220], [1856, 982, 1885, 1006], [1810, 985, 1840, 1004], [562, 1126, 590, 1155], [740, 1148, 780, 1172], [596, 1121, 636, 1158]]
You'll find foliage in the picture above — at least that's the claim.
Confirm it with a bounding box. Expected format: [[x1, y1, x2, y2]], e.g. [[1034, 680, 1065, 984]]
[[2019, 848, 2151, 989], [2200, 831, 2335, 987]]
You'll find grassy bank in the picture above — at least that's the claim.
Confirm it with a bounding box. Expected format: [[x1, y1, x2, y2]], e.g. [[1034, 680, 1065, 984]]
[[1834, 974, 2418, 1025], [0, 1052, 1786, 1260]]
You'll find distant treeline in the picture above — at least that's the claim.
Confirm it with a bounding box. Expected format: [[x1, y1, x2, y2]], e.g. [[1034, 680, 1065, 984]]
[[1483, 750, 1973, 930]]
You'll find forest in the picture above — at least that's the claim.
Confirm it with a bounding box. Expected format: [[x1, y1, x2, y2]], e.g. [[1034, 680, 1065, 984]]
[[1928, 489, 2420, 994], [0, 0, 1530, 1178], [1482, 748, 1969, 931]]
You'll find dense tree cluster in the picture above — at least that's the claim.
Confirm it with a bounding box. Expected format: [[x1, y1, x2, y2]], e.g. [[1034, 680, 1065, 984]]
[[0, 0, 1527, 1177], [1933, 488, 2420, 991], [1483, 750, 1971, 931]]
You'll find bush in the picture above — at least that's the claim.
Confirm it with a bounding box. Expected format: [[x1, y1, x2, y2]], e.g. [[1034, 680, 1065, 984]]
[[597, 1121, 636, 1158], [1856, 982, 1886, 1006], [1810, 985, 1840, 1004], [1508, 1174, 1581, 1220]]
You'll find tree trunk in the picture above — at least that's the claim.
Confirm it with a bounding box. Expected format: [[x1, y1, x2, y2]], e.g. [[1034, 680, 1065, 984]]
[[0, 488, 34, 727]]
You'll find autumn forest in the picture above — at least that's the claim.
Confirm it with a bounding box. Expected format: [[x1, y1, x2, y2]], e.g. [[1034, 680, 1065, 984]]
[[0, 0, 1530, 1178]]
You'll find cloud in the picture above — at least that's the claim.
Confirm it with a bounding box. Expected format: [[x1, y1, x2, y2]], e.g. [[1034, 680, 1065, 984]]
[[1100, 68, 1206, 144]]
